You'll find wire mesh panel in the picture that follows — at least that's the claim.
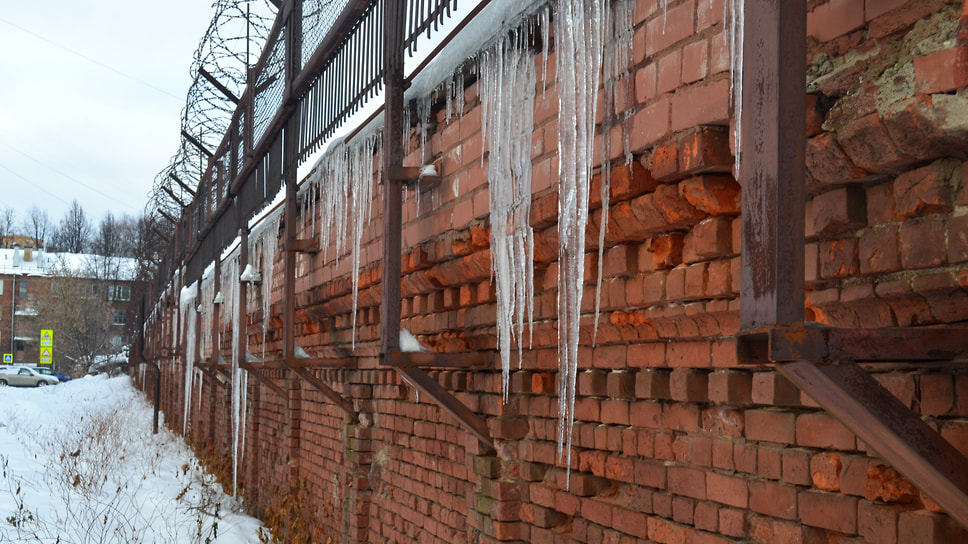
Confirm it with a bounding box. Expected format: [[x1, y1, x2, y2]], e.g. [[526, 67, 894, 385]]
[[403, 0, 457, 55], [253, 24, 287, 148], [297, 0, 383, 163], [302, 0, 352, 68]]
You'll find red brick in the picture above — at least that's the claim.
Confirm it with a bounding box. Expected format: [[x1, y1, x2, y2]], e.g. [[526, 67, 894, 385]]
[[601, 399, 630, 425], [920, 374, 954, 416], [894, 159, 957, 219], [809, 452, 842, 491], [806, 132, 868, 185], [807, 0, 865, 42], [820, 238, 859, 279], [706, 472, 748, 508], [645, 0, 695, 55], [914, 45, 968, 94], [606, 371, 636, 399], [806, 186, 867, 237], [671, 78, 730, 131], [866, 463, 918, 504], [796, 412, 855, 450], [679, 175, 740, 216], [634, 367, 671, 398], [898, 510, 968, 544], [781, 449, 812, 486], [651, 141, 679, 182], [701, 407, 744, 438], [718, 507, 745, 537], [682, 217, 733, 264], [746, 409, 796, 444], [749, 480, 797, 520], [949, 214, 968, 264], [647, 516, 688, 544], [707, 371, 751, 404], [799, 490, 857, 533], [657, 49, 682, 95], [667, 340, 711, 367], [899, 218, 946, 269], [678, 129, 732, 176], [837, 112, 914, 173], [663, 403, 701, 432], [647, 234, 685, 269], [630, 400, 663, 429], [668, 466, 706, 500], [630, 95, 671, 153], [610, 161, 658, 202], [670, 368, 709, 402], [858, 500, 905, 544], [882, 94, 968, 162], [858, 224, 901, 274], [751, 371, 801, 406], [681, 39, 708, 84]]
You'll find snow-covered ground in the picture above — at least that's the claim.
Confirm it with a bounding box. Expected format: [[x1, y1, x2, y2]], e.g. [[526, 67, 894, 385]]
[[0, 375, 264, 543]]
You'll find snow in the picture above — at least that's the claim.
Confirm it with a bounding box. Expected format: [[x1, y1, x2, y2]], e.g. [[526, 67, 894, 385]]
[[0, 375, 263, 542], [400, 329, 431, 353]]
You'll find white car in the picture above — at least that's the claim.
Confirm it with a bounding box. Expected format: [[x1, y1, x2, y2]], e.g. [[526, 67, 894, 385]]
[[0, 365, 60, 387]]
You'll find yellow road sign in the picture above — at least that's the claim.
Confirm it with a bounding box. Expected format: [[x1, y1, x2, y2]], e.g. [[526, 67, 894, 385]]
[[40, 329, 53, 348], [39, 346, 52, 364]]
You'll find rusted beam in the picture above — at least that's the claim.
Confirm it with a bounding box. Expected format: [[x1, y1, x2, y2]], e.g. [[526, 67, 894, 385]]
[[162, 185, 188, 208], [387, 165, 442, 184], [291, 366, 357, 417], [158, 209, 178, 225], [182, 130, 215, 158], [737, 326, 968, 365], [381, 0, 405, 354], [199, 67, 240, 104], [384, 350, 493, 369], [739, 0, 806, 329], [169, 173, 196, 196], [241, 362, 286, 397], [284, 238, 319, 253], [198, 365, 230, 387], [780, 360, 968, 527], [393, 365, 494, 449]]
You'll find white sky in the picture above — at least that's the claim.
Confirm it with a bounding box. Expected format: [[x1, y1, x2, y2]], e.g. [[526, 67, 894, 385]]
[[0, 1, 216, 230]]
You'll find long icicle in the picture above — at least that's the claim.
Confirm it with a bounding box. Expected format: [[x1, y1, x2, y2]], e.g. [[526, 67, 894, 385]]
[[555, 0, 604, 487]]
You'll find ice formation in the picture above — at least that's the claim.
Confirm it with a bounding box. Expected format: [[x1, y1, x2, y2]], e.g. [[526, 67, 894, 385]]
[[595, 0, 636, 342], [179, 281, 199, 435], [554, 0, 604, 484], [727, 0, 744, 178], [249, 212, 282, 361], [479, 28, 537, 402], [220, 252, 247, 497], [304, 131, 380, 348]]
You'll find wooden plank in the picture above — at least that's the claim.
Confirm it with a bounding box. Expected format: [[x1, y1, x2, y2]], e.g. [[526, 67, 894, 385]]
[[394, 365, 494, 449], [780, 360, 968, 527], [739, 0, 806, 329]]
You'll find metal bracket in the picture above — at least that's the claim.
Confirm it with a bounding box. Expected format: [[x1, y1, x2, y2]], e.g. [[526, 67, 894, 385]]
[[737, 325, 968, 365], [779, 360, 968, 528], [285, 238, 320, 253], [240, 362, 287, 398], [291, 366, 357, 418], [387, 165, 441, 184], [387, 355, 494, 449], [383, 350, 492, 369]]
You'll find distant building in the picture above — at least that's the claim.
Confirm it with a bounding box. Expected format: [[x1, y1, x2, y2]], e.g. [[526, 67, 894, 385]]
[[0, 247, 139, 367]]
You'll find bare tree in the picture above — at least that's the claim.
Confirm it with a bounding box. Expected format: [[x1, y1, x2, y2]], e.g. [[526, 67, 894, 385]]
[[52, 200, 92, 253], [0, 207, 16, 247], [35, 261, 116, 375], [21, 206, 50, 248]]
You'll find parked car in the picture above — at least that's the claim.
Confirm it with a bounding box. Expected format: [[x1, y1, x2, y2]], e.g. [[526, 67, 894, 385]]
[[30, 366, 70, 382], [0, 366, 60, 387]]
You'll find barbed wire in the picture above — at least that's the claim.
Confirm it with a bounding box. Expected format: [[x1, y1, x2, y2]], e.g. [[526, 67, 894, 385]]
[[146, 0, 278, 228]]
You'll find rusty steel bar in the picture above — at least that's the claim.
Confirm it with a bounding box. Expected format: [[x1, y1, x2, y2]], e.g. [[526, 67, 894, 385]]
[[381, 0, 405, 354], [394, 366, 494, 448], [291, 366, 357, 416], [780, 360, 968, 527], [739, 0, 806, 330]]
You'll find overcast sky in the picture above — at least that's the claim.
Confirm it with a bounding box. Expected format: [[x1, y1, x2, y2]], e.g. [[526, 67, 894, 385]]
[[0, 1, 216, 233]]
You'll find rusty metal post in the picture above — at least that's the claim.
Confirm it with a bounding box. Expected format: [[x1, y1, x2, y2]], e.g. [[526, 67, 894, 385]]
[[381, 0, 405, 354], [282, 0, 303, 367], [739, 0, 806, 330]]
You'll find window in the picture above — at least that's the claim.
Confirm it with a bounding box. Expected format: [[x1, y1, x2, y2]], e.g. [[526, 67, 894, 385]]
[[108, 285, 130, 301], [91, 284, 99, 296], [0, 279, 4, 295], [17, 279, 27, 298], [111, 336, 129, 349], [113, 311, 127, 325]]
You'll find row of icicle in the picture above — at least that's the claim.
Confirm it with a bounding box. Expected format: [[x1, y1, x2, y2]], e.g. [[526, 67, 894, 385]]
[[160, 0, 747, 492]]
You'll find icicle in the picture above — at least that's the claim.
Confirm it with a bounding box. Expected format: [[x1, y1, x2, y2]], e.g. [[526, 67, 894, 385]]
[[179, 281, 199, 435], [555, 0, 604, 488], [541, 5, 551, 93], [594, 0, 635, 343], [481, 28, 538, 402], [728, 0, 745, 180]]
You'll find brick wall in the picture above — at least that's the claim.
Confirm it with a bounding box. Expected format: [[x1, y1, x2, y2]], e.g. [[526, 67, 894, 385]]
[[142, 0, 968, 542]]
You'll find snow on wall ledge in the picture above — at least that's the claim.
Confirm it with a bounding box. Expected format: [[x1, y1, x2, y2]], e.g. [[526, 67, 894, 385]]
[[140, 1, 968, 543]]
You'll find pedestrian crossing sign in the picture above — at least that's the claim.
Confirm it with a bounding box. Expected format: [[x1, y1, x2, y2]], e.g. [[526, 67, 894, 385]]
[[2, 354, 11, 364], [40, 329, 53, 348], [39, 347, 52, 365]]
